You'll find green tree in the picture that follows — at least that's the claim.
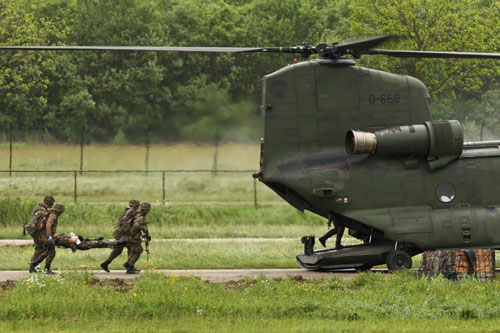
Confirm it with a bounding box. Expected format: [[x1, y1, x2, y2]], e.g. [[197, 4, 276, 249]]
[[349, 0, 500, 98], [0, 0, 355, 143], [476, 89, 500, 140], [68, 0, 170, 142], [0, 0, 70, 131]]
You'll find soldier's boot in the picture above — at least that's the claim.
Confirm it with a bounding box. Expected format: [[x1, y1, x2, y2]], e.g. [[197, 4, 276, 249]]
[[335, 240, 344, 249], [123, 261, 132, 271], [43, 264, 56, 275], [100, 260, 111, 273], [29, 259, 42, 273], [126, 266, 140, 274], [318, 236, 327, 248]]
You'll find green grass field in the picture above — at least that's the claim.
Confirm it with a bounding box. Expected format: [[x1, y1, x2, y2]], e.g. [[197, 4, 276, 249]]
[[1, 272, 500, 332], [0, 241, 306, 270], [0, 199, 328, 239], [0, 143, 277, 202], [0, 143, 259, 170]]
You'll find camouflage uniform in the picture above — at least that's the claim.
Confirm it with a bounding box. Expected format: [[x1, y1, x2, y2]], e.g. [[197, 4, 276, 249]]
[[29, 204, 64, 274], [124, 202, 151, 273], [29, 196, 55, 262], [44, 211, 59, 266], [100, 200, 139, 273], [30, 205, 49, 262], [56, 233, 121, 252]]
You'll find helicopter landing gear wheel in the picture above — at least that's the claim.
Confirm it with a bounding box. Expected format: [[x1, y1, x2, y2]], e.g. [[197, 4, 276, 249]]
[[386, 250, 412, 271]]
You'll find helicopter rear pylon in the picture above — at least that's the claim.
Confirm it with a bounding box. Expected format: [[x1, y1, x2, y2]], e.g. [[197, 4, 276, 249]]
[[296, 241, 411, 271]]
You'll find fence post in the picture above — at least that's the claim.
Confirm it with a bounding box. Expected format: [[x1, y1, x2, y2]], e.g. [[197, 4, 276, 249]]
[[80, 125, 85, 175], [162, 171, 166, 204], [9, 124, 13, 177], [254, 177, 258, 209], [212, 133, 219, 176], [145, 131, 150, 175], [74, 171, 78, 203]]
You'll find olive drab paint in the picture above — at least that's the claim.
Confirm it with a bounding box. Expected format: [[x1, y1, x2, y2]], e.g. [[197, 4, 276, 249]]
[[257, 59, 500, 252]]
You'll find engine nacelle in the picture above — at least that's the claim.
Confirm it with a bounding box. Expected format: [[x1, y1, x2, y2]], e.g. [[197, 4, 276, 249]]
[[346, 120, 463, 157]]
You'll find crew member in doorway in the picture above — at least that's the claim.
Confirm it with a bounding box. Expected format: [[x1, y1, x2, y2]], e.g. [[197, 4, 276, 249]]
[[318, 214, 344, 249]]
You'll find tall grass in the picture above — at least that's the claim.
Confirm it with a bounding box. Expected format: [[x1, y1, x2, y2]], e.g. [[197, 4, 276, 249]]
[[0, 199, 327, 239], [1, 272, 500, 332], [0, 172, 279, 202]]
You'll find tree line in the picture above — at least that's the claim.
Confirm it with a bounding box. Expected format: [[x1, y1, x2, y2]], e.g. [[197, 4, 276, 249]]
[[1, 0, 500, 143]]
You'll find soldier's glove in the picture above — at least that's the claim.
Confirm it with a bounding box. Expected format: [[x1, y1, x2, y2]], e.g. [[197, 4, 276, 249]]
[[47, 236, 55, 245]]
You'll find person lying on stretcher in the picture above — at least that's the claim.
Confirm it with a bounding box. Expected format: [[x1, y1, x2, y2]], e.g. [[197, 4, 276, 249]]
[[55, 232, 126, 252]]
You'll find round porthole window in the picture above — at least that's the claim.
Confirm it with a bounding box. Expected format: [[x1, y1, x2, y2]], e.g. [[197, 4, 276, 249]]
[[436, 182, 456, 203]]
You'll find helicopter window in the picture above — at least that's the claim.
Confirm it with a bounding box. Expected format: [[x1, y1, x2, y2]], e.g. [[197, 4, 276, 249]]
[[436, 182, 456, 203], [269, 80, 289, 99]]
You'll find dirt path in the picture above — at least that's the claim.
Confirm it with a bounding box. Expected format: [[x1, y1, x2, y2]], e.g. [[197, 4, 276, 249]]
[[0, 268, 362, 282]]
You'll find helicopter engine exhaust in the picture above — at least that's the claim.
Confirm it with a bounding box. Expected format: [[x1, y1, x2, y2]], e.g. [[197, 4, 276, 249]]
[[346, 120, 463, 157]]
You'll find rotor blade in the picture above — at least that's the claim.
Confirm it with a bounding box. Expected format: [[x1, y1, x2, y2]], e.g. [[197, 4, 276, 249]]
[[0, 45, 264, 53], [335, 35, 394, 52], [364, 49, 500, 59]]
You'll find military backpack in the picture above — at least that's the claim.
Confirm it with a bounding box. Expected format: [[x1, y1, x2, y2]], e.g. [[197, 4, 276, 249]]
[[24, 210, 50, 237], [113, 208, 136, 238]]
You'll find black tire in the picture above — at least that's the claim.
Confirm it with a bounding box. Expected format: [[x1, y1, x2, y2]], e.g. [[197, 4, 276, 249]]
[[386, 250, 412, 271]]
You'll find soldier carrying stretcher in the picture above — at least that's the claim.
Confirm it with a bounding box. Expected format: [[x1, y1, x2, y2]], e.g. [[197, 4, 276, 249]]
[[100, 199, 140, 273]]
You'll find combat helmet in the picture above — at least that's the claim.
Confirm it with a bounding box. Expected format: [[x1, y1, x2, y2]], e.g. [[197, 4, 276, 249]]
[[129, 199, 140, 209], [140, 202, 151, 211], [53, 203, 65, 214], [43, 195, 55, 206]]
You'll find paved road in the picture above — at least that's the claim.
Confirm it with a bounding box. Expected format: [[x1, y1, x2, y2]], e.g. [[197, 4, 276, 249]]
[[0, 268, 361, 282]]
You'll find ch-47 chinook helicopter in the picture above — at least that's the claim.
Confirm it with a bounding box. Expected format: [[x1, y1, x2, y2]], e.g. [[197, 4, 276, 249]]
[[4, 34, 500, 271]]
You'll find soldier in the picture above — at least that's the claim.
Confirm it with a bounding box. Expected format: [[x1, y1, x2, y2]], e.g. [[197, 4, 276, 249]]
[[318, 214, 345, 249], [26, 195, 55, 236], [28, 196, 55, 271], [124, 202, 151, 274], [28, 203, 65, 274], [100, 199, 140, 272]]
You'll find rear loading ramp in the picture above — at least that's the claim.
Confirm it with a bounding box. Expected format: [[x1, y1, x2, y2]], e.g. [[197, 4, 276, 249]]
[[296, 242, 397, 271]]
